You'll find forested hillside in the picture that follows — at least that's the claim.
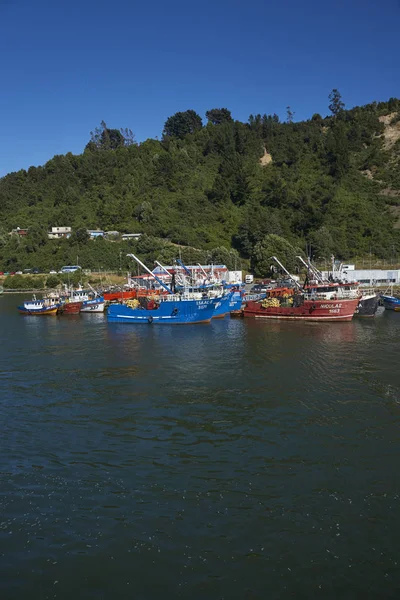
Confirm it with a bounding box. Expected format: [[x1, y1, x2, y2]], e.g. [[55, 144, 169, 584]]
[[1, 92, 400, 274]]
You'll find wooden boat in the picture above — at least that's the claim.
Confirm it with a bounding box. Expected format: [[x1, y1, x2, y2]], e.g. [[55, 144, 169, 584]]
[[18, 296, 61, 315]]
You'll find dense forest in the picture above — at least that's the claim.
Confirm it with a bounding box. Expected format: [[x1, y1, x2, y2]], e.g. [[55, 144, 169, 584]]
[[1, 91, 400, 276]]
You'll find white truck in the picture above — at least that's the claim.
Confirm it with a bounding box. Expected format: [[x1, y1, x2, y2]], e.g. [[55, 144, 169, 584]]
[[245, 274, 254, 284]]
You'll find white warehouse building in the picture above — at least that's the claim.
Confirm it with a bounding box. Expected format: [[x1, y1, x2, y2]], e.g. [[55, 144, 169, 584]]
[[321, 268, 400, 286]]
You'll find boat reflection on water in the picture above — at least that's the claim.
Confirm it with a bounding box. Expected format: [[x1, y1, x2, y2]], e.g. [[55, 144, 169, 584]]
[[246, 318, 359, 344]]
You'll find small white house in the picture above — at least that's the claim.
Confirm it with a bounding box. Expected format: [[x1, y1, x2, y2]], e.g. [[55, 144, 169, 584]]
[[48, 226, 72, 239], [121, 233, 142, 241]]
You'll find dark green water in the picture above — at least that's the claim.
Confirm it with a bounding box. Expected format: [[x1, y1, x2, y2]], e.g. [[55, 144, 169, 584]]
[[1, 295, 400, 599]]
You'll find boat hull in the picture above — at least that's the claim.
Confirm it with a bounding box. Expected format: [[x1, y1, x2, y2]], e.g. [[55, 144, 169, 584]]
[[381, 295, 400, 311], [18, 305, 59, 316], [80, 298, 105, 313], [107, 297, 218, 324], [355, 294, 379, 317], [61, 301, 82, 314], [213, 291, 243, 318], [243, 297, 359, 322]]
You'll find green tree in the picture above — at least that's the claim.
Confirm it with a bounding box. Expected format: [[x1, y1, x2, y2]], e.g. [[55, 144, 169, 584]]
[[328, 89, 345, 117], [46, 274, 61, 288], [286, 106, 295, 124], [205, 108, 233, 125], [70, 228, 90, 244], [85, 121, 133, 151], [163, 110, 203, 138], [308, 226, 334, 259], [251, 234, 299, 276]]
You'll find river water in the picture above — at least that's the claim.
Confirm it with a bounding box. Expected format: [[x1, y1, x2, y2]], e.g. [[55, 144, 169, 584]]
[[1, 295, 400, 599]]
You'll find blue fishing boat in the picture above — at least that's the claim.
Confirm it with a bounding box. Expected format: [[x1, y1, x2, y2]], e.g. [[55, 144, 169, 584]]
[[17, 295, 61, 315], [213, 290, 244, 318], [108, 253, 222, 324], [381, 294, 400, 311], [107, 295, 218, 324]]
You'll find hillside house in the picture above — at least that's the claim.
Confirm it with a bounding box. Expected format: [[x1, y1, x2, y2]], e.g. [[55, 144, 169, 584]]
[[121, 233, 142, 241], [48, 226, 72, 239], [9, 227, 28, 237], [87, 230, 105, 239]]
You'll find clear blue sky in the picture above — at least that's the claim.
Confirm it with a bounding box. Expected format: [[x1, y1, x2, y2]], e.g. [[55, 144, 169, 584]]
[[0, 0, 399, 177]]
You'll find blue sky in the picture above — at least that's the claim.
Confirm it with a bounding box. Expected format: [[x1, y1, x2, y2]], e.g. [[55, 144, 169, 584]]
[[0, 0, 399, 177]]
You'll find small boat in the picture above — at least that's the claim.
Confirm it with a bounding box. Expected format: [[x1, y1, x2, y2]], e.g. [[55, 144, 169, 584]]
[[380, 294, 400, 311], [80, 297, 105, 313], [58, 289, 91, 314], [17, 295, 61, 315]]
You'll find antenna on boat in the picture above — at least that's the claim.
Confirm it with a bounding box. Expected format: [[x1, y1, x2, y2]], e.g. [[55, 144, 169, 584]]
[[270, 256, 302, 290], [127, 253, 174, 294]]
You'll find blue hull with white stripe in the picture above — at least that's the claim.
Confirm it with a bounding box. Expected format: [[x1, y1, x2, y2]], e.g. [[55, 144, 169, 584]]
[[107, 297, 218, 324]]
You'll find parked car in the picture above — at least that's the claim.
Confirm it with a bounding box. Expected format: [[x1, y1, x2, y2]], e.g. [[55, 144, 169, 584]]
[[49, 270, 58, 274], [15, 271, 23, 275]]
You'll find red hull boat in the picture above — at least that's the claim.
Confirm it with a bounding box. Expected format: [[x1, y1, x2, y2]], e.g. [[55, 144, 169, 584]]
[[61, 301, 82, 314], [243, 297, 359, 322]]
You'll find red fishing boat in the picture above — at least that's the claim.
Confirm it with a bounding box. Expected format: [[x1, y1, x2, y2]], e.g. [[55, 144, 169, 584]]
[[241, 256, 359, 322], [62, 301, 82, 314], [243, 295, 359, 321]]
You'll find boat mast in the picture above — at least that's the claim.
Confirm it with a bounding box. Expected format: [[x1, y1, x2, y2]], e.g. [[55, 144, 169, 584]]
[[270, 256, 302, 290], [197, 263, 208, 278], [127, 253, 174, 294], [296, 256, 324, 283]]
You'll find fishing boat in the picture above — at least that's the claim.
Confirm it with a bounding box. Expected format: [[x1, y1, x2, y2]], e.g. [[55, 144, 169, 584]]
[[213, 289, 244, 318], [17, 295, 61, 316], [299, 256, 379, 318], [80, 296, 105, 313], [244, 294, 359, 322], [242, 257, 359, 322], [107, 253, 222, 324], [59, 289, 91, 314], [380, 294, 400, 311]]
